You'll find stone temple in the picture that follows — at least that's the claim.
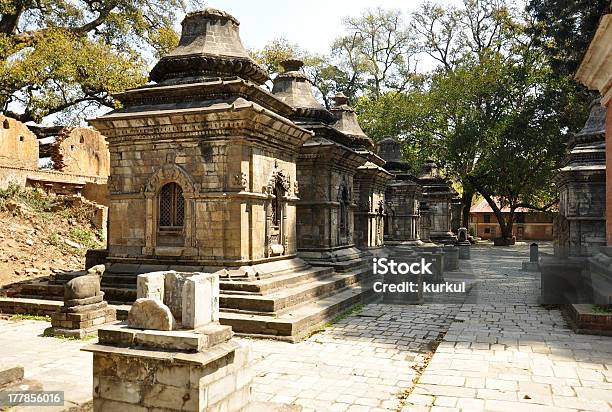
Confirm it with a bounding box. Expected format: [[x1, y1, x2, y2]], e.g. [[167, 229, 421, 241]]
[[88, 9, 381, 341], [331, 94, 393, 252], [377, 137, 423, 245], [418, 160, 457, 244], [271, 60, 370, 269], [554, 99, 607, 258]]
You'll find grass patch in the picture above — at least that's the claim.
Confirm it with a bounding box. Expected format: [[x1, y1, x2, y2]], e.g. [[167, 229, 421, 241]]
[[68, 227, 100, 250], [9, 314, 51, 322], [325, 303, 365, 327], [592, 305, 612, 314], [0, 183, 58, 213], [42, 329, 97, 341]]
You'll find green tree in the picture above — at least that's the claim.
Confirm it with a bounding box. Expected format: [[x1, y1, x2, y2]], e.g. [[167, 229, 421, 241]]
[[332, 7, 417, 99], [0, 0, 199, 129], [527, 0, 610, 77]]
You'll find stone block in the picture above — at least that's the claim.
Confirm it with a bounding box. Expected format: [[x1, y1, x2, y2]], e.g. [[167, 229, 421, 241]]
[[164, 272, 190, 320], [97, 376, 142, 404], [0, 365, 24, 386], [458, 244, 471, 260], [64, 294, 104, 308], [182, 273, 219, 329], [128, 298, 175, 331], [137, 271, 165, 301], [65, 274, 101, 300]]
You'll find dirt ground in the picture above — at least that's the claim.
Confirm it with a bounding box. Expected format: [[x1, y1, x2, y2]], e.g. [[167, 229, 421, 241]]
[[0, 190, 104, 288]]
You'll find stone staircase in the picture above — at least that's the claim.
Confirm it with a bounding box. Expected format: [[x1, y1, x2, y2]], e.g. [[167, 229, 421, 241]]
[[5, 257, 378, 342]]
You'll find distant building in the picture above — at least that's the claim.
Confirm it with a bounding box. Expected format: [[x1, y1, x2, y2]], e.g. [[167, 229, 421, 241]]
[[470, 198, 554, 241]]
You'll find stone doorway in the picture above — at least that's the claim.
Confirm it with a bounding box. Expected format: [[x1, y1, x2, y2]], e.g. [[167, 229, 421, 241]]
[[157, 182, 185, 247]]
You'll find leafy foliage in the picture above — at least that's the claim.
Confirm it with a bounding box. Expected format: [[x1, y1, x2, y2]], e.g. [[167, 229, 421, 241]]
[[527, 0, 610, 77], [0, 0, 199, 125]]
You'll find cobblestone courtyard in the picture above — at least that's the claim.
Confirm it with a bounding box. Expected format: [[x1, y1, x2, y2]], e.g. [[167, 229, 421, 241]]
[[1, 243, 612, 411]]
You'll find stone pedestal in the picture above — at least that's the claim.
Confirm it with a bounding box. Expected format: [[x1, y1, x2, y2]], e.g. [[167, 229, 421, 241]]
[[587, 247, 612, 304], [458, 243, 471, 260], [443, 245, 459, 271], [522, 243, 539, 271], [86, 324, 251, 412], [83, 270, 254, 412], [47, 294, 116, 338], [45, 267, 116, 338], [540, 256, 590, 304]]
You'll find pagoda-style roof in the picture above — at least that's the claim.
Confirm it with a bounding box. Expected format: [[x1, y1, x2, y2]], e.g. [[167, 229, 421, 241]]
[[149, 8, 269, 85], [272, 60, 335, 124], [418, 160, 455, 196], [557, 98, 606, 182], [377, 136, 412, 174], [330, 93, 375, 151]]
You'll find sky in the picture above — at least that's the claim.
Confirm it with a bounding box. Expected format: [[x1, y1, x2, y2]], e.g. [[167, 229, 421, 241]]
[[202, 0, 465, 56]]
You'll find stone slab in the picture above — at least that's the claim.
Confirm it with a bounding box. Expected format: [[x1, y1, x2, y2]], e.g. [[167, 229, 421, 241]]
[[0, 364, 24, 387], [97, 323, 233, 351]]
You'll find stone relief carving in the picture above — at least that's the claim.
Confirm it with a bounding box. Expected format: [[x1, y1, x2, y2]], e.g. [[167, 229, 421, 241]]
[[233, 172, 248, 190]]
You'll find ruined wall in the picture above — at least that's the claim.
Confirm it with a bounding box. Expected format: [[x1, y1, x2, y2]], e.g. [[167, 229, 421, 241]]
[[0, 116, 39, 169], [52, 127, 110, 177]]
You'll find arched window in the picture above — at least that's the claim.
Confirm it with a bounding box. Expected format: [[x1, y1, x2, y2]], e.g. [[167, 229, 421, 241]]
[[159, 182, 184, 228]]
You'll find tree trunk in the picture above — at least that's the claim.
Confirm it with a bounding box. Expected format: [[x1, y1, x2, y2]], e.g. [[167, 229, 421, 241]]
[[460, 188, 474, 228]]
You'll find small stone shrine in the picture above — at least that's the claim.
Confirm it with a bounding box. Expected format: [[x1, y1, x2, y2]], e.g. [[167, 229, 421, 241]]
[[45, 265, 116, 338], [83, 271, 253, 412], [540, 99, 607, 303], [554, 99, 607, 257], [272, 60, 369, 268], [457, 227, 471, 260], [330, 93, 393, 250], [377, 137, 423, 245], [90, 8, 310, 266], [418, 160, 457, 244]]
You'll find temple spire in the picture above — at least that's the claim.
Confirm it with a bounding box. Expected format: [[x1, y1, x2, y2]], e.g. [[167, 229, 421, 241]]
[[150, 8, 269, 85]]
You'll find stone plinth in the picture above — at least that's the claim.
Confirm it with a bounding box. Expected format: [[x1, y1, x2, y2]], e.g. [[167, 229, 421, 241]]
[[458, 244, 471, 260], [84, 269, 254, 412], [84, 325, 252, 412], [443, 245, 459, 271], [45, 266, 116, 338]]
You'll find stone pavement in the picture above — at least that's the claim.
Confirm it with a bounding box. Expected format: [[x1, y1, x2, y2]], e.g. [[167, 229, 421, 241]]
[[403, 244, 612, 412], [1, 243, 611, 412], [0, 318, 93, 411], [241, 303, 461, 412]]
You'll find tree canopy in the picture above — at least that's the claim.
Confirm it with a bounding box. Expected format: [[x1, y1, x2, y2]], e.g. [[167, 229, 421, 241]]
[[0, 0, 200, 127]]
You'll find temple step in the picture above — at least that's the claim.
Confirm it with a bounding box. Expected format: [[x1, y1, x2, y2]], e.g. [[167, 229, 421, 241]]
[[219, 266, 334, 294], [219, 277, 377, 342], [220, 265, 371, 314]]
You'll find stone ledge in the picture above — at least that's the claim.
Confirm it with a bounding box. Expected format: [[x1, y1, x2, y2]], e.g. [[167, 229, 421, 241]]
[[97, 323, 232, 351], [83, 340, 241, 366]]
